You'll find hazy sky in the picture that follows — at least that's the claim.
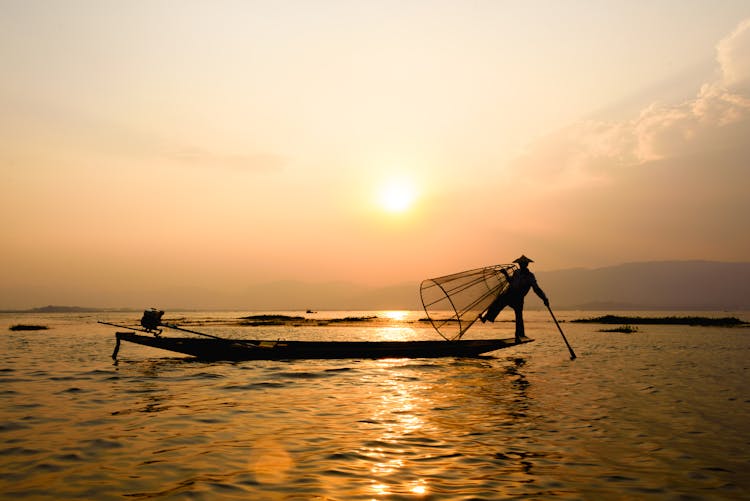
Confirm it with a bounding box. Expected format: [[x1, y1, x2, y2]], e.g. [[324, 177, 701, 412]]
[[2, 1, 750, 308]]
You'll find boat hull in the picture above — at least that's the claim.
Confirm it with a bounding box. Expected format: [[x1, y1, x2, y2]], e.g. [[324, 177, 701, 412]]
[[114, 332, 531, 361]]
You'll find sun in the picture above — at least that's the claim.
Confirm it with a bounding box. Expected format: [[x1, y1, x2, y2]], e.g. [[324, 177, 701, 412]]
[[377, 177, 417, 213]]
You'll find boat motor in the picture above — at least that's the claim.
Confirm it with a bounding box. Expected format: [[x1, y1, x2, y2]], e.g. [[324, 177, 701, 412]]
[[140, 309, 164, 331]]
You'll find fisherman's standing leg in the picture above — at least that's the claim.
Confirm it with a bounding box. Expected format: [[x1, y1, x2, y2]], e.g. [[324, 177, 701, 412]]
[[513, 306, 525, 343]]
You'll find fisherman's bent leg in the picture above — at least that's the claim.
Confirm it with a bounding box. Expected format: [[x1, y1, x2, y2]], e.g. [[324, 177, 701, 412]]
[[483, 297, 507, 322]]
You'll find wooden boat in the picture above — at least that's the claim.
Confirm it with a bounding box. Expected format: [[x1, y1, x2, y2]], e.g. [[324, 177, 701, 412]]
[[111, 331, 529, 361], [101, 309, 532, 361]]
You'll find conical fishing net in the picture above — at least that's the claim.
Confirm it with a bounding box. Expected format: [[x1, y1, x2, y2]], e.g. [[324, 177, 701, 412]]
[[420, 264, 516, 340]]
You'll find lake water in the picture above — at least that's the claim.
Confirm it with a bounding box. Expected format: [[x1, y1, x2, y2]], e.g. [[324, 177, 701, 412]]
[[1, 310, 749, 500]]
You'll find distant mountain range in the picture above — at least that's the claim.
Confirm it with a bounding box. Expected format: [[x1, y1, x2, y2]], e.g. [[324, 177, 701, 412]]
[[153, 260, 750, 311], [4, 261, 749, 312], [536, 261, 750, 310]]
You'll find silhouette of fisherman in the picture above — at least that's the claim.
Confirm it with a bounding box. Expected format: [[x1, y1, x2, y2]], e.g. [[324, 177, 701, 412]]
[[479, 255, 549, 343]]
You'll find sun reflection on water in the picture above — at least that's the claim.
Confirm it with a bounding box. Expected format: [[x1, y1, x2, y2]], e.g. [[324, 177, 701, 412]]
[[382, 310, 409, 321], [371, 482, 390, 497], [374, 326, 418, 341], [364, 362, 432, 497], [370, 311, 421, 341], [410, 481, 428, 495]]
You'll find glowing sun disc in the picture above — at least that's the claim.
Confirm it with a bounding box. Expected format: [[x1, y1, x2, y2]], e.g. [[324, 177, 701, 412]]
[[378, 178, 416, 213]]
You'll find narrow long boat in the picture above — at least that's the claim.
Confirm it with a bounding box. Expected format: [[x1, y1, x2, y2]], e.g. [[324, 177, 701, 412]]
[[100, 309, 531, 361], [111, 331, 529, 361]]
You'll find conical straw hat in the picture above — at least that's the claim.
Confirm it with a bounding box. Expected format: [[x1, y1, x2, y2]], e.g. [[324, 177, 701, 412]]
[[513, 255, 533, 265]]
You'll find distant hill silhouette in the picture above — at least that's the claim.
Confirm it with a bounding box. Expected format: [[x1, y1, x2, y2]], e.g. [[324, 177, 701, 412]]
[[5, 261, 748, 312], [536, 261, 750, 310], [237, 261, 749, 311]]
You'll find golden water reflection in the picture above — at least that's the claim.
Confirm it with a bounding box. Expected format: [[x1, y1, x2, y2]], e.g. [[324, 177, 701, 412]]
[[374, 326, 418, 341], [373, 311, 417, 341], [382, 310, 409, 321], [364, 361, 431, 497]]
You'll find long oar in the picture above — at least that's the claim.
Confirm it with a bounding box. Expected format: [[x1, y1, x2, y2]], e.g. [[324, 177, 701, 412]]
[[546, 304, 577, 360], [100, 320, 259, 349], [161, 323, 259, 349], [98, 320, 159, 334]]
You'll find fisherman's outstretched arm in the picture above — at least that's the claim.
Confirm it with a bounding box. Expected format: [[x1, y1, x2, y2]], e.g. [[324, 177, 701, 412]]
[[533, 281, 549, 306]]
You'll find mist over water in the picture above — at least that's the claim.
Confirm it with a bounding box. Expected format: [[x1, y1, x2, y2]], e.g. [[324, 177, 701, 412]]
[[1, 311, 748, 499]]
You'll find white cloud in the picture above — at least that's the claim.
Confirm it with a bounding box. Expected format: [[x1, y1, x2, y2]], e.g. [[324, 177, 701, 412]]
[[717, 18, 750, 94], [513, 18, 750, 177], [501, 19, 750, 265]]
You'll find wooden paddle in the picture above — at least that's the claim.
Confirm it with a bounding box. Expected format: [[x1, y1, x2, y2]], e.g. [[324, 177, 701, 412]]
[[546, 304, 577, 360], [161, 323, 261, 349]]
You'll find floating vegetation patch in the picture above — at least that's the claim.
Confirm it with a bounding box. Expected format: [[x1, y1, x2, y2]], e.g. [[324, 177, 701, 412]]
[[237, 314, 378, 327], [9, 324, 49, 331], [240, 315, 306, 321], [239, 314, 305, 326], [599, 325, 638, 333], [326, 316, 377, 323], [572, 315, 748, 327]]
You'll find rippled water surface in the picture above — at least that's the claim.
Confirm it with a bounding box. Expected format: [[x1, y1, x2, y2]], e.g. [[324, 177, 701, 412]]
[[1, 310, 749, 500]]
